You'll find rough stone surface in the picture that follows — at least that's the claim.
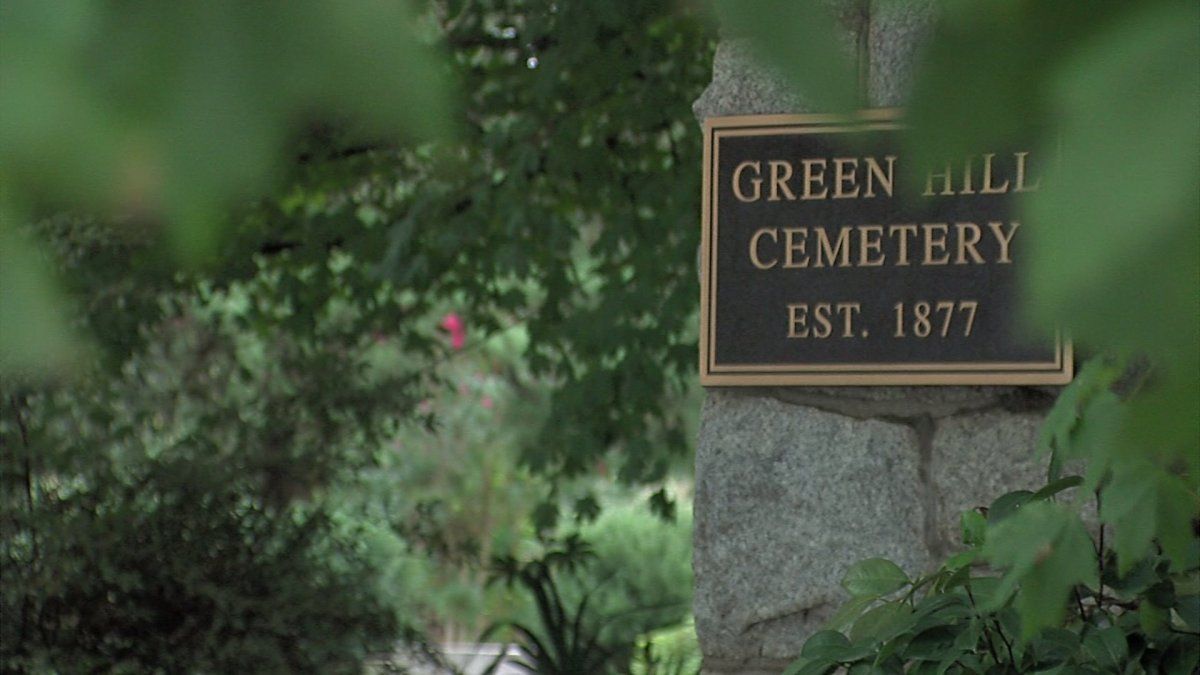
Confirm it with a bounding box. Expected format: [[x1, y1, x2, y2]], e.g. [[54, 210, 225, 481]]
[[693, 392, 929, 670], [868, 0, 939, 107], [713, 385, 1056, 420], [692, 41, 806, 120], [929, 411, 1047, 554]]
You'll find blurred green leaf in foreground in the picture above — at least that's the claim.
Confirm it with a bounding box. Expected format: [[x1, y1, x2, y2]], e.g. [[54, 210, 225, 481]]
[[910, 0, 1199, 491], [0, 0, 454, 374]]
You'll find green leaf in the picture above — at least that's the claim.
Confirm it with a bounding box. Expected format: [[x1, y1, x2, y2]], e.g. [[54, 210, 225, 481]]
[[1160, 633, 1200, 675], [936, 563, 972, 594], [1020, 3, 1200, 494], [1100, 459, 1199, 573], [800, 630, 852, 661], [1081, 627, 1127, 671], [530, 500, 560, 533], [841, 558, 910, 598], [1146, 580, 1177, 609], [0, 220, 88, 376], [1030, 477, 1084, 504], [1038, 370, 1080, 458], [850, 602, 915, 645], [1175, 595, 1200, 632], [944, 550, 978, 573], [913, 594, 968, 623], [1039, 360, 1127, 485], [902, 0, 1124, 179], [1103, 556, 1157, 597], [1024, 2, 1200, 371], [1138, 603, 1169, 636], [904, 625, 962, 661], [982, 502, 1099, 639], [827, 595, 878, 632], [987, 490, 1034, 524], [572, 494, 602, 523], [1076, 392, 1124, 493], [951, 620, 982, 655], [961, 509, 988, 547], [872, 632, 912, 668], [1119, 376, 1200, 492], [1030, 627, 1081, 665]]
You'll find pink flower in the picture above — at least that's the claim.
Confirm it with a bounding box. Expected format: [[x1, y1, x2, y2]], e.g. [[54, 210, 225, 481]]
[[481, 395, 494, 410], [439, 312, 466, 350]]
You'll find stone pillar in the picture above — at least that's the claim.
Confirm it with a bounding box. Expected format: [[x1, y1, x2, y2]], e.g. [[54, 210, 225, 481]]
[[690, 4, 1059, 673]]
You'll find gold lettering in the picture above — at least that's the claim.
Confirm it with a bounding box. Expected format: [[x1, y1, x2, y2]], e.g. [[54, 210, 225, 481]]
[[988, 221, 1019, 263], [922, 223, 950, 265], [749, 228, 778, 269], [768, 160, 796, 201], [837, 302, 861, 337], [888, 224, 919, 266], [960, 155, 976, 195], [787, 303, 809, 338], [1014, 152, 1041, 192], [732, 161, 762, 202], [801, 159, 828, 200], [858, 225, 885, 266], [783, 227, 810, 268], [814, 227, 851, 268], [832, 158, 860, 199], [923, 162, 954, 196], [812, 304, 833, 338], [863, 156, 896, 198], [954, 222, 985, 264], [980, 153, 1010, 194]]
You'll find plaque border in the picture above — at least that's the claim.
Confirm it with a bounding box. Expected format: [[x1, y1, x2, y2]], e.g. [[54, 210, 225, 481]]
[[699, 110, 1073, 386]]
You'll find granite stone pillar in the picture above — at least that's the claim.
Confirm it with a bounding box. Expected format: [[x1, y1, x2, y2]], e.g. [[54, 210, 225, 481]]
[[690, 4, 1059, 673]]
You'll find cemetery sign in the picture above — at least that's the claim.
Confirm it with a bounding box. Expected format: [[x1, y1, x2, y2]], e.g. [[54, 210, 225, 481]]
[[700, 110, 1072, 385]]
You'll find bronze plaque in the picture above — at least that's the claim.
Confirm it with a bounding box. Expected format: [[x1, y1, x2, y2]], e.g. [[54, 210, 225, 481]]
[[700, 110, 1072, 385]]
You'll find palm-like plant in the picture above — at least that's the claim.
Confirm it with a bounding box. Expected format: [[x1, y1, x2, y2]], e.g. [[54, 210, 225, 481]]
[[482, 535, 628, 674]]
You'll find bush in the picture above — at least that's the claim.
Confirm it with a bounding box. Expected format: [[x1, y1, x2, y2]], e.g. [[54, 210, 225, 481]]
[[1, 262, 423, 672]]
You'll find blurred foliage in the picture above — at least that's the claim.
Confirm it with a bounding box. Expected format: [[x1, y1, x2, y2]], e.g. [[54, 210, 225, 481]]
[[0, 0, 451, 372], [0, 236, 426, 670], [364, 333, 697, 645], [0, 0, 451, 258], [356, 329, 548, 644], [630, 620, 702, 675]]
